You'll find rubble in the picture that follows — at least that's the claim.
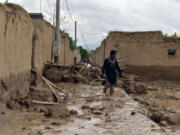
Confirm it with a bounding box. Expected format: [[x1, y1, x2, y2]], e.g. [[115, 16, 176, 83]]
[[44, 63, 102, 84], [120, 75, 148, 95], [6, 76, 70, 119], [169, 112, 180, 125]]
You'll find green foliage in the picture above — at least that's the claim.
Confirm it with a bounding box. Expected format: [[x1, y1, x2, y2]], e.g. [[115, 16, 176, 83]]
[[3, 0, 8, 5], [163, 33, 168, 37], [59, 29, 90, 58], [69, 37, 76, 51], [78, 46, 90, 59], [163, 32, 179, 38], [60, 29, 76, 51], [171, 32, 178, 38], [90, 50, 96, 53]]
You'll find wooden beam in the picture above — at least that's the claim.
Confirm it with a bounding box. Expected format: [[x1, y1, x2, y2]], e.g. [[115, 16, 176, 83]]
[[42, 77, 63, 103], [32, 100, 58, 105]]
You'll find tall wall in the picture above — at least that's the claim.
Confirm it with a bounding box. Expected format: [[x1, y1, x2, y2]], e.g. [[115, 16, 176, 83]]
[[91, 31, 180, 81], [76, 48, 81, 63], [0, 4, 33, 101], [0, 3, 80, 102], [59, 35, 74, 66], [90, 39, 106, 67], [32, 18, 76, 69], [32, 20, 55, 72], [89, 51, 96, 65], [107, 31, 180, 67]]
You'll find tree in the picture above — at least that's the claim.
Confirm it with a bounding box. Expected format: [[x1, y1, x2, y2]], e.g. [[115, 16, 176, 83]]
[[78, 46, 90, 59], [171, 32, 178, 38], [163, 32, 179, 38], [163, 33, 168, 37], [60, 29, 76, 51], [45, 0, 67, 27], [3, 0, 8, 5]]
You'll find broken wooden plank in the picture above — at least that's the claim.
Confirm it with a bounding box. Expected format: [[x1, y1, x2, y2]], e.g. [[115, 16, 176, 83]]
[[96, 75, 102, 80], [75, 71, 86, 80], [43, 77, 69, 96], [29, 86, 44, 92], [42, 77, 63, 103], [32, 100, 58, 105]]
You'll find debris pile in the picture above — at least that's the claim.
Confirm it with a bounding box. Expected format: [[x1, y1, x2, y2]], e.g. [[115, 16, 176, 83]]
[[6, 76, 70, 119], [120, 75, 148, 95], [44, 63, 102, 84]]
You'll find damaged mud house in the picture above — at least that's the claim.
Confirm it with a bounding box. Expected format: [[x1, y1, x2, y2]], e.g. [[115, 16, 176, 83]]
[[1, 1, 180, 135], [90, 31, 180, 81]]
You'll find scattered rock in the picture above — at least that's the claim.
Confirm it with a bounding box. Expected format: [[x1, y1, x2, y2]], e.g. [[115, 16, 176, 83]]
[[81, 105, 92, 110], [92, 110, 103, 115], [70, 109, 78, 115], [78, 115, 91, 120], [91, 105, 105, 111], [134, 83, 147, 94], [150, 112, 163, 123], [51, 122, 61, 126], [45, 126, 52, 130], [147, 86, 158, 91], [28, 131, 43, 135], [22, 127, 26, 130], [86, 97, 94, 102], [160, 121, 168, 126], [131, 111, 136, 116], [43, 104, 70, 118], [169, 112, 180, 125], [1, 112, 5, 115]]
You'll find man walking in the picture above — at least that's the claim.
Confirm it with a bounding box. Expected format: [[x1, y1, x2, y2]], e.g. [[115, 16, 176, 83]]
[[102, 50, 123, 96]]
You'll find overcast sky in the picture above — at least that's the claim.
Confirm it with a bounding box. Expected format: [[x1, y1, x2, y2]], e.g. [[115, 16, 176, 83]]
[[1, 0, 180, 49]]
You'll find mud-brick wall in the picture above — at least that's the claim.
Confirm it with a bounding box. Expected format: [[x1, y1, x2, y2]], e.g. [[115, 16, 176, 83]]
[[0, 4, 33, 101], [107, 31, 180, 67], [90, 51, 96, 65], [94, 39, 106, 67], [32, 20, 55, 73], [76, 48, 81, 63], [93, 31, 180, 81], [31, 17, 76, 68], [59, 35, 74, 66], [104, 31, 163, 66]]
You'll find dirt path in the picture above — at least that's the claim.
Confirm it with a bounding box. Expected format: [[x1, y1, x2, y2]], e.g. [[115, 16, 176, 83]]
[[0, 83, 176, 135], [132, 81, 180, 135], [55, 84, 165, 135]]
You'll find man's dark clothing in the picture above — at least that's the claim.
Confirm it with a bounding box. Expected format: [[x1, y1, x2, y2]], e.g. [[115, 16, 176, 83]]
[[102, 58, 122, 85]]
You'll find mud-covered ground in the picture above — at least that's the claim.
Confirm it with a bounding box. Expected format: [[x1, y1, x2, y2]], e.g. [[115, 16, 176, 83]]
[[1, 82, 179, 135], [132, 81, 180, 134]]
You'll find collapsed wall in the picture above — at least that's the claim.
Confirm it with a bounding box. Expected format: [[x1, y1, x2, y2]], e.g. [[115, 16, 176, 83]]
[[0, 4, 33, 101], [91, 31, 180, 81]]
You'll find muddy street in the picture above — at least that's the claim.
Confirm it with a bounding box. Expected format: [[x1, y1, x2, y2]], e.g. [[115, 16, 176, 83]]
[[57, 84, 164, 135], [2, 82, 178, 135]]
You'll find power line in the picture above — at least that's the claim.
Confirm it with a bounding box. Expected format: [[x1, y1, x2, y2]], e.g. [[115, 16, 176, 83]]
[[65, 0, 90, 50], [65, 0, 75, 22], [40, 0, 42, 13]]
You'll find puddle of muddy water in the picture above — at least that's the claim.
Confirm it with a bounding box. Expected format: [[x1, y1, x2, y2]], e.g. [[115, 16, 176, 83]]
[[52, 85, 165, 135]]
